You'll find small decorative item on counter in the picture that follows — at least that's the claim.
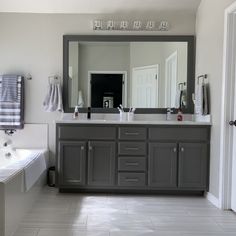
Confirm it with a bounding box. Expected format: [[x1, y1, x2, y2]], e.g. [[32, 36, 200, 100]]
[[177, 108, 183, 121]]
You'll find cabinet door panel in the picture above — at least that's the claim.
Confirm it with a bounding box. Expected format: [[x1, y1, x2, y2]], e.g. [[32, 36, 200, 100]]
[[88, 141, 115, 186], [178, 143, 208, 189], [59, 141, 86, 186], [149, 143, 177, 187]]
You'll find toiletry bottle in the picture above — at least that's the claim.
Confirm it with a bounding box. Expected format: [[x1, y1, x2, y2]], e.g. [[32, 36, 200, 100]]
[[166, 108, 173, 121], [73, 106, 79, 119], [87, 107, 91, 119], [177, 108, 183, 121]]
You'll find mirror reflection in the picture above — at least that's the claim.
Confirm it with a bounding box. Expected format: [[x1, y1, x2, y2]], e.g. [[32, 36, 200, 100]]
[[68, 41, 188, 109]]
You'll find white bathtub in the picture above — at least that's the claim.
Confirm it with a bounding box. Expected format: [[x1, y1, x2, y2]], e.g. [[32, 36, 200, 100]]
[[0, 149, 49, 236]]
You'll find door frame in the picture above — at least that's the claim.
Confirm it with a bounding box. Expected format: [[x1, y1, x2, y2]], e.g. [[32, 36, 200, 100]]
[[219, 1, 236, 210], [132, 64, 159, 107], [165, 51, 178, 107], [87, 70, 128, 107]]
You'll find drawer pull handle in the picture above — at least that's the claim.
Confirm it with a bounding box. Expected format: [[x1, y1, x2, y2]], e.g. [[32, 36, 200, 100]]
[[125, 178, 139, 182], [125, 132, 139, 136], [125, 147, 139, 151], [125, 162, 139, 166]]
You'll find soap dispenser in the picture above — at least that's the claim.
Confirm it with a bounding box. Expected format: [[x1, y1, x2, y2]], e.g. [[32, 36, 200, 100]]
[[73, 106, 79, 119], [177, 108, 183, 121]]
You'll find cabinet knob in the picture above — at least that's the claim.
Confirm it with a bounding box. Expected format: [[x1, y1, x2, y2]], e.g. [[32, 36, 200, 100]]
[[81, 146, 84, 150], [89, 146, 93, 151], [180, 147, 184, 152], [173, 148, 177, 152]]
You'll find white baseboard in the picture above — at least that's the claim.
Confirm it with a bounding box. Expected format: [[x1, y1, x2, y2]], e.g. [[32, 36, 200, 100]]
[[205, 192, 220, 208]]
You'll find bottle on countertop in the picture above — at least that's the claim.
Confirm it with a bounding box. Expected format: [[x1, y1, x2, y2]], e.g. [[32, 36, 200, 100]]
[[166, 108, 173, 121], [73, 106, 79, 119], [177, 108, 183, 121], [87, 107, 91, 119]]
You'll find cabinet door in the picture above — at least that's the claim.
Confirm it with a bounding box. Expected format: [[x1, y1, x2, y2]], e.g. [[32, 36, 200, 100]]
[[149, 143, 177, 187], [178, 143, 208, 189], [88, 141, 115, 186], [59, 141, 86, 186]]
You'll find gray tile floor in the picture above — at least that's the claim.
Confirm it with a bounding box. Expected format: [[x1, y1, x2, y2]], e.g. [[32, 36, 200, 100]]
[[14, 187, 236, 236]]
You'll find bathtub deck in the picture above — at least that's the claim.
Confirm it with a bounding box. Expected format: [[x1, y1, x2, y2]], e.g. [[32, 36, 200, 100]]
[[13, 186, 236, 236]]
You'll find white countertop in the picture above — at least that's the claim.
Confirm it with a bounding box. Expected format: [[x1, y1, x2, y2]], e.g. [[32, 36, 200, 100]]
[[55, 114, 211, 126]]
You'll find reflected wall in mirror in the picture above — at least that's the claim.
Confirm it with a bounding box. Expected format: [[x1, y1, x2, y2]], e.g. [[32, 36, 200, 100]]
[[64, 36, 195, 113]]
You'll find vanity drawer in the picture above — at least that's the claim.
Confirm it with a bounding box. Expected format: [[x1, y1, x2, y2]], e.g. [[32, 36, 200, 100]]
[[58, 125, 116, 140], [118, 173, 146, 187], [149, 127, 209, 141], [118, 127, 146, 140], [118, 142, 146, 156], [118, 157, 146, 171]]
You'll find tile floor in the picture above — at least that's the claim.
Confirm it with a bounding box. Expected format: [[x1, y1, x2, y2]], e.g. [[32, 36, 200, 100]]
[[14, 187, 236, 236]]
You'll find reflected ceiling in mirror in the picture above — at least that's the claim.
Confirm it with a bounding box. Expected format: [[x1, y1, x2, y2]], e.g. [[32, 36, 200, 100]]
[[63, 35, 195, 113]]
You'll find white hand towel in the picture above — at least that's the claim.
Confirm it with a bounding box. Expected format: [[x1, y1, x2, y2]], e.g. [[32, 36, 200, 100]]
[[195, 81, 203, 115], [43, 83, 63, 112]]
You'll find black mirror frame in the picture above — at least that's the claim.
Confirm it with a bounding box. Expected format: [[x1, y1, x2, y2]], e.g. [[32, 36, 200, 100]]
[[63, 35, 195, 114]]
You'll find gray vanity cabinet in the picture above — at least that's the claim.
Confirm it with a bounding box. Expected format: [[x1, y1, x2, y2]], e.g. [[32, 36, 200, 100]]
[[178, 143, 208, 189], [57, 125, 116, 189], [56, 124, 210, 193], [58, 141, 86, 187], [149, 143, 178, 188], [88, 141, 115, 186]]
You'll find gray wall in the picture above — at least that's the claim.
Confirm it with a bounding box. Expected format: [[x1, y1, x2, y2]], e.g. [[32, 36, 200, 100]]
[[196, 0, 236, 199], [0, 12, 196, 163]]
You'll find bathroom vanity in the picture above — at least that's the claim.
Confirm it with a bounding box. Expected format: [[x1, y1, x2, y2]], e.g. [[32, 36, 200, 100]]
[[56, 118, 210, 193], [57, 35, 211, 194]]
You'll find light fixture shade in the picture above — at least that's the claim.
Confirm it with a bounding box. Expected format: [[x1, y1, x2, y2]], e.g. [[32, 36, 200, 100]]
[[133, 21, 142, 30], [146, 21, 155, 30], [93, 20, 102, 30], [120, 21, 128, 30], [107, 20, 115, 30], [159, 21, 169, 31]]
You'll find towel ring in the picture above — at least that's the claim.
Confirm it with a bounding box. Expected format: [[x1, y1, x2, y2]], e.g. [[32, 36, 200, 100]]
[[197, 74, 208, 84], [178, 82, 186, 91], [48, 75, 60, 84]]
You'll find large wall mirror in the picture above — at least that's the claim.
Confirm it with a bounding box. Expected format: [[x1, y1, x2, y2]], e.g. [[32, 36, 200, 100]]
[[63, 35, 195, 113]]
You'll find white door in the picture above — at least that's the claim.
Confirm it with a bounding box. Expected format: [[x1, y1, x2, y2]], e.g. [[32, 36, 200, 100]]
[[232, 125, 236, 211], [165, 51, 178, 107], [231, 69, 236, 212], [132, 65, 158, 108]]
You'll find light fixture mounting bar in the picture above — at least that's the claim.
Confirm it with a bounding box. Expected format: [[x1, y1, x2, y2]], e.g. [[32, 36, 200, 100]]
[[93, 20, 170, 31]]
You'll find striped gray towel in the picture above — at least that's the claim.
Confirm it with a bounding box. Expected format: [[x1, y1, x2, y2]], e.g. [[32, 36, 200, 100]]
[[0, 75, 24, 129]]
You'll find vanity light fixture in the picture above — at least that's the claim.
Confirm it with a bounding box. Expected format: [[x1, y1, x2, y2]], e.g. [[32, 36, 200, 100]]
[[92, 20, 170, 31]]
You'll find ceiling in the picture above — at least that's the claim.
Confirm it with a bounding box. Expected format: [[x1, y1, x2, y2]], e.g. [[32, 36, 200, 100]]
[[0, 0, 202, 14]]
